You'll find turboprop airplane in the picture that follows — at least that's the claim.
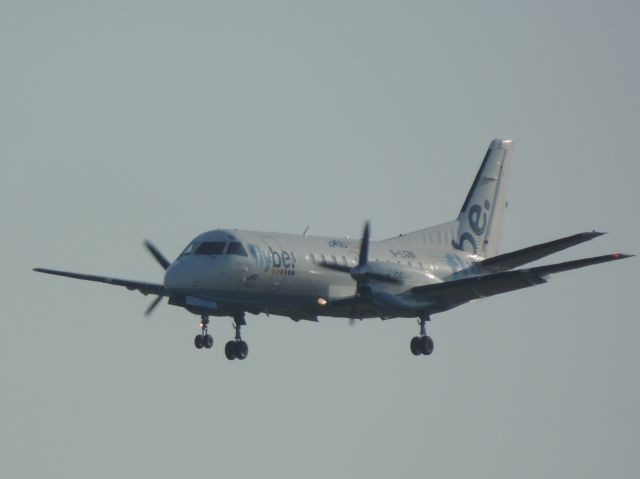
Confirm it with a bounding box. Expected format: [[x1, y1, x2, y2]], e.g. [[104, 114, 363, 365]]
[[34, 139, 632, 360]]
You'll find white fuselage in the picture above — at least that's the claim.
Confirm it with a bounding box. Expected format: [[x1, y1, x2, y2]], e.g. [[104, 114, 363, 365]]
[[164, 229, 480, 320]]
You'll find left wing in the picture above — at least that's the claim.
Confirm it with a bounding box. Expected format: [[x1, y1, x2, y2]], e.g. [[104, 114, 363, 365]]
[[474, 231, 605, 273], [412, 253, 632, 311], [324, 253, 632, 317], [33, 268, 165, 296]]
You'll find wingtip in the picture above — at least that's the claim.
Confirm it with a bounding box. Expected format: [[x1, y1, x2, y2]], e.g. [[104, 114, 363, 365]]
[[490, 138, 514, 150], [612, 253, 634, 260]]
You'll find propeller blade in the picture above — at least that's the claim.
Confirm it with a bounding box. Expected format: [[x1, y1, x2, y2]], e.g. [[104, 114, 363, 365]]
[[145, 294, 165, 316], [317, 262, 352, 273], [358, 221, 370, 267], [360, 272, 403, 284], [144, 240, 170, 270]]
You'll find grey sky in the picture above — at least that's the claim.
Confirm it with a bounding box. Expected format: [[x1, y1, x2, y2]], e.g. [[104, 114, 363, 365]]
[[1, 1, 638, 478]]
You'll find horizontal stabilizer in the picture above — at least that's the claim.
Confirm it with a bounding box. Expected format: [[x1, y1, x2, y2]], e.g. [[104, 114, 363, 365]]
[[33, 268, 164, 296], [412, 253, 633, 310], [476, 231, 606, 273]]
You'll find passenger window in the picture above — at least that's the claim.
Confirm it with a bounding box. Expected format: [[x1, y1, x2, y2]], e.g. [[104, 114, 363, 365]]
[[227, 242, 248, 256], [195, 242, 227, 255]]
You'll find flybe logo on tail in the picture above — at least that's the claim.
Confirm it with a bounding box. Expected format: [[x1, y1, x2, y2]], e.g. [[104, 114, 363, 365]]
[[451, 200, 491, 254], [249, 245, 296, 275]]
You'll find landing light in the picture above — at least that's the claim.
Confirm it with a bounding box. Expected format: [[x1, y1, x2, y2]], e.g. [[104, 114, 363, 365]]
[[317, 297, 327, 306]]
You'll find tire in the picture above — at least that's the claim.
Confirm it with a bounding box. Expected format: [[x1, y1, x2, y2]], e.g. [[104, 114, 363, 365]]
[[236, 340, 248, 360], [194, 335, 204, 349], [420, 336, 434, 356], [225, 340, 238, 360], [410, 336, 422, 356], [203, 334, 214, 349]]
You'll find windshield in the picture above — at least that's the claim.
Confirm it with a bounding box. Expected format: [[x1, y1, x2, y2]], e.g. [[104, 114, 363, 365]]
[[179, 242, 195, 258], [195, 242, 227, 255], [227, 242, 248, 256]]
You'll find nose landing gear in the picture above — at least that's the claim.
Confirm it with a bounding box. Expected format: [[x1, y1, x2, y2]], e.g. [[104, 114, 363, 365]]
[[194, 315, 214, 350], [225, 313, 248, 360], [410, 313, 434, 356]]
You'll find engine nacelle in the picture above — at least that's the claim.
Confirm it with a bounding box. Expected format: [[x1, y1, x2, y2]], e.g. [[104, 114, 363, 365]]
[[356, 284, 373, 297], [351, 262, 443, 315]]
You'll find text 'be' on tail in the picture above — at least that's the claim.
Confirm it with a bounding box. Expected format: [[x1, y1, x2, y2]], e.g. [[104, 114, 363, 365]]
[[452, 138, 512, 258]]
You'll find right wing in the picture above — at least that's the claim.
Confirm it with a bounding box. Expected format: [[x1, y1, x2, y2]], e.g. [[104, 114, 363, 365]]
[[33, 268, 164, 296], [412, 253, 632, 312], [473, 231, 605, 273]]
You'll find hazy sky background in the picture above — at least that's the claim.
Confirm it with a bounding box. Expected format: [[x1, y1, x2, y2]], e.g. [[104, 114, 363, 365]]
[[2, 1, 638, 477]]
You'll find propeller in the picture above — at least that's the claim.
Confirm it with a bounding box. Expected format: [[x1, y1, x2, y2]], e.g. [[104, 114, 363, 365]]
[[319, 221, 401, 327], [358, 221, 370, 267], [319, 221, 401, 284], [348, 317, 363, 327], [144, 239, 170, 270], [145, 293, 165, 316], [143, 239, 170, 316]]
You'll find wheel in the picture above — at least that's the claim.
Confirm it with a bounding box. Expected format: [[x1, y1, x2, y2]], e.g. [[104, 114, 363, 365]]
[[236, 340, 248, 360], [225, 340, 238, 360], [420, 335, 434, 356], [410, 336, 422, 356], [194, 334, 204, 349], [203, 334, 213, 349]]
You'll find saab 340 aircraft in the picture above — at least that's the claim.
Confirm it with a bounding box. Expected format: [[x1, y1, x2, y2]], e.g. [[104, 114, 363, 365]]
[[34, 139, 632, 360]]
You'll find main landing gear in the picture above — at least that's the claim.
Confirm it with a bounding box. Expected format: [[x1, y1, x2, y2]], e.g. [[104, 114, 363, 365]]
[[410, 313, 434, 356], [225, 313, 248, 361], [192, 313, 249, 360], [194, 315, 214, 349]]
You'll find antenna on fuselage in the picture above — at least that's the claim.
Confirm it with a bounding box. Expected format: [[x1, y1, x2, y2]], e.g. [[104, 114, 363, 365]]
[[302, 225, 310, 236]]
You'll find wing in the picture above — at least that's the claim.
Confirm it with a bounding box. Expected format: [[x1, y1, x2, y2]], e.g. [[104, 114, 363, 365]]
[[474, 231, 605, 273], [323, 253, 632, 318], [33, 268, 164, 296], [412, 253, 632, 311]]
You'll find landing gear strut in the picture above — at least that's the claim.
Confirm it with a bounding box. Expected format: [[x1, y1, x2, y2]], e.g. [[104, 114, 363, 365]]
[[410, 313, 434, 356], [194, 315, 214, 350], [225, 313, 248, 360]]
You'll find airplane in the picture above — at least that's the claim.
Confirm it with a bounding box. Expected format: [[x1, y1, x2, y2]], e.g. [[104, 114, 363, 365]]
[[34, 139, 633, 360]]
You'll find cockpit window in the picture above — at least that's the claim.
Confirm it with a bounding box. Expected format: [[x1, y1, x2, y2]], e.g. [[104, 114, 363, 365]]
[[195, 242, 227, 255], [227, 242, 248, 256], [179, 242, 195, 257]]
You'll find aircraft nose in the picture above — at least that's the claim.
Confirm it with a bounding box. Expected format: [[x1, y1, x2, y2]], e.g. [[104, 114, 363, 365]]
[[164, 262, 190, 292]]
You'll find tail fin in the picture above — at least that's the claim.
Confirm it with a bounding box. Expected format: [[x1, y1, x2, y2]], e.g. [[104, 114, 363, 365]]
[[382, 139, 512, 255], [451, 139, 512, 257]]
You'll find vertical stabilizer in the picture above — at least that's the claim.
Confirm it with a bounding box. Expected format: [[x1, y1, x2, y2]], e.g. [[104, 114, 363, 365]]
[[451, 139, 512, 257]]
